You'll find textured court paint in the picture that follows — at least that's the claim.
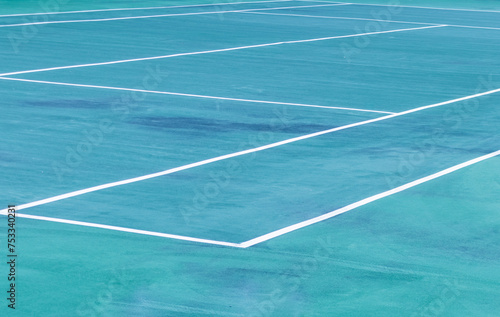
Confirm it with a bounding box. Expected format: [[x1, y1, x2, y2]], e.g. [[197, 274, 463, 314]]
[[290, 2, 500, 30], [349, 1, 500, 13], [7, 24, 498, 113], [4, 156, 500, 316], [9, 160, 500, 316], [0, 0, 306, 14], [0, 0, 294, 17], [1, 149, 498, 248], [0, 77, 394, 114], [0, 3, 349, 28], [239, 149, 500, 247], [246, 10, 441, 25], [2, 1, 500, 316], [0, 210, 241, 247], [2, 83, 498, 222], [3, 0, 500, 15], [246, 11, 500, 31], [1, 77, 382, 206], [308, 0, 500, 12], [0, 24, 443, 77]]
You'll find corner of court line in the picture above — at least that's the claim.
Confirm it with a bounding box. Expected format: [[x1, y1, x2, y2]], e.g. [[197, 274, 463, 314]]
[[237, 149, 500, 249]]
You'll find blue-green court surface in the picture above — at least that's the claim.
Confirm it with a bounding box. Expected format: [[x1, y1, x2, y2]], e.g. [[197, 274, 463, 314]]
[[1, 0, 499, 316]]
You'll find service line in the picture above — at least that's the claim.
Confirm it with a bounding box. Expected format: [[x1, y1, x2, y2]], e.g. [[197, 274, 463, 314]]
[[0, 24, 445, 77]]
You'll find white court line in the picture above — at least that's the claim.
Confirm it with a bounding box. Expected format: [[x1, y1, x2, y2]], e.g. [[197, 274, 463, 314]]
[[1, 136, 499, 248], [0, 3, 349, 28], [1, 82, 499, 219], [247, 11, 500, 31], [245, 11, 439, 26], [446, 24, 500, 31], [0, 210, 241, 248], [239, 149, 500, 248], [0, 0, 293, 17], [304, 0, 500, 13], [0, 77, 394, 114], [0, 24, 445, 77]]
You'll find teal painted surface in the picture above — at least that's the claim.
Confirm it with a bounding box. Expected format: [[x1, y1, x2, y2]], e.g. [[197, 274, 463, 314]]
[[1, 1, 500, 316], [1, 159, 499, 316], [2, 0, 500, 15]]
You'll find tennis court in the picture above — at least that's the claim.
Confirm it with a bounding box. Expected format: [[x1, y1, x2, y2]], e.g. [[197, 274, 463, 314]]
[[1, 0, 500, 316]]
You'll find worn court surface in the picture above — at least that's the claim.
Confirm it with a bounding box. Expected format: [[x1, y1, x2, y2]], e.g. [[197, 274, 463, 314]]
[[1, 0, 500, 316]]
